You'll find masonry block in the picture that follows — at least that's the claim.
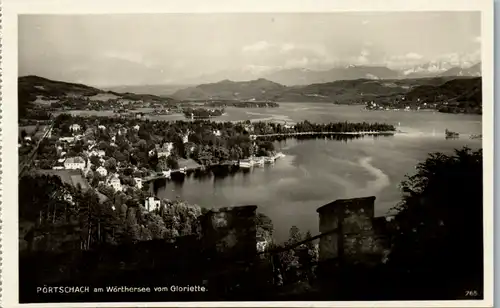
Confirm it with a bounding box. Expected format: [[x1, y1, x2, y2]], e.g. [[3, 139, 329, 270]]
[[201, 205, 258, 259]]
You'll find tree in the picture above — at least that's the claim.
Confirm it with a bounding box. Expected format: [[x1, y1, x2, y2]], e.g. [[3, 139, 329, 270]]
[[90, 155, 101, 167], [166, 156, 179, 170], [157, 157, 169, 171], [388, 147, 483, 297], [114, 150, 127, 163], [104, 157, 117, 172], [287, 225, 302, 245], [141, 182, 151, 195]]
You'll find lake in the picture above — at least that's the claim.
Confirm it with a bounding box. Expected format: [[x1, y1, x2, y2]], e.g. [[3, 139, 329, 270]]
[[151, 103, 482, 242]]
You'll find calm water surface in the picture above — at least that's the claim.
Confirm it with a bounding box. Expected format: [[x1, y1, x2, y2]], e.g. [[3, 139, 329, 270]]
[[150, 103, 482, 242]]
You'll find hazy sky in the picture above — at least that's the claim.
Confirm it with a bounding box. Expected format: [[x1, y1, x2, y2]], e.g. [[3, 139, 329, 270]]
[[19, 12, 481, 86]]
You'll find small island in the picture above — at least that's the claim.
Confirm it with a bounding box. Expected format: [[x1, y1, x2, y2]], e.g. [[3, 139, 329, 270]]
[[204, 100, 280, 108]]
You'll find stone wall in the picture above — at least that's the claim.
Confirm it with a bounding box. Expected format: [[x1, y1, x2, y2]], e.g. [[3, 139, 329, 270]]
[[316, 196, 388, 265], [201, 205, 258, 259]]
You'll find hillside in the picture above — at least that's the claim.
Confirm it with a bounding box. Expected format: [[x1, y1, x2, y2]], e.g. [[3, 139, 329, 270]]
[[404, 77, 481, 101], [18, 75, 177, 119], [172, 75, 477, 104], [19, 75, 103, 101], [19, 75, 176, 103], [172, 78, 286, 101], [366, 77, 482, 114]]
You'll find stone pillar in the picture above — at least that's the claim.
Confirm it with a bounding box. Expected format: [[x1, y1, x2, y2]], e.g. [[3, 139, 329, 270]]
[[201, 205, 258, 259], [316, 196, 381, 265]]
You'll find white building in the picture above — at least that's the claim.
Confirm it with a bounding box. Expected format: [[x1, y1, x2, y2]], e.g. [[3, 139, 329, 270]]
[[63, 193, 74, 205], [70, 124, 81, 132], [89, 149, 106, 157], [59, 136, 75, 143], [244, 125, 254, 132], [213, 130, 221, 137], [98, 125, 106, 130], [109, 174, 123, 192], [64, 157, 86, 170], [96, 166, 108, 177], [257, 238, 269, 253], [24, 136, 32, 142], [182, 134, 189, 144], [133, 125, 140, 131], [283, 121, 294, 129], [145, 196, 161, 212], [134, 177, 143, 189], [157, 142, 174, 158]]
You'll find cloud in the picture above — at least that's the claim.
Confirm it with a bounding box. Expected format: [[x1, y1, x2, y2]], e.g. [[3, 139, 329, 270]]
[[404, 52, 424, 60], [242, 41, 335, 70], [242, 41, 272, 53], [280, 43, 296, 53], [242, 64, 276, 74], [437, 50, 481, 66], [104, 51, 143, 63], [102, 50, 160, 69], [284, 57, 311, 68], [362, 20, 370, 25], [345, 49, 371, 65], [384, 52, 426, 68]]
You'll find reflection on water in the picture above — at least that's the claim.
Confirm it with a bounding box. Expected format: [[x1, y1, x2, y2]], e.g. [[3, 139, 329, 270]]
[[154, 136, 481, 242]]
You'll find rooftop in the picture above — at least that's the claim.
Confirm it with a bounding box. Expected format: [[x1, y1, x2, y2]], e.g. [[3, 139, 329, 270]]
[[316, 196, 376, 214], [64, 157, 85, 164]]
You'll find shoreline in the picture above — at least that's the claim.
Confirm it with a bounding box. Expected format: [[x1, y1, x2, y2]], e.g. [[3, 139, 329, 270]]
[[252, 131, 396, 139], [144, 154, 286, 182]]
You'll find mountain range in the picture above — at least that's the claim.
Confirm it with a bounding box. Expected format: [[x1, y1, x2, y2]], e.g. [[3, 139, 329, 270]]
[[18, 72, 482, 111], [171, 75, 479, 103], [171, 62, 481, 87]]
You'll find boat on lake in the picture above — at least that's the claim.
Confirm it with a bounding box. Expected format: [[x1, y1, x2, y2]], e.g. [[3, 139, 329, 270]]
[[239, 158, 254, 169], [254, 157, 265, 166], [445, 129, 460, 139], [274, 152, 285, 159], [264, 156, 275, 164], [161, 170, 171, 178]]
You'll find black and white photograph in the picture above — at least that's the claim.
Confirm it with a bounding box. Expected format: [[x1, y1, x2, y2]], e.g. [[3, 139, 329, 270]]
[[1, 0, 494, 307]]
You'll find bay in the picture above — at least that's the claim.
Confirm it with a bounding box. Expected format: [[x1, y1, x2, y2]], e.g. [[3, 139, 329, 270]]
[[152, 103, 482, 242]]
